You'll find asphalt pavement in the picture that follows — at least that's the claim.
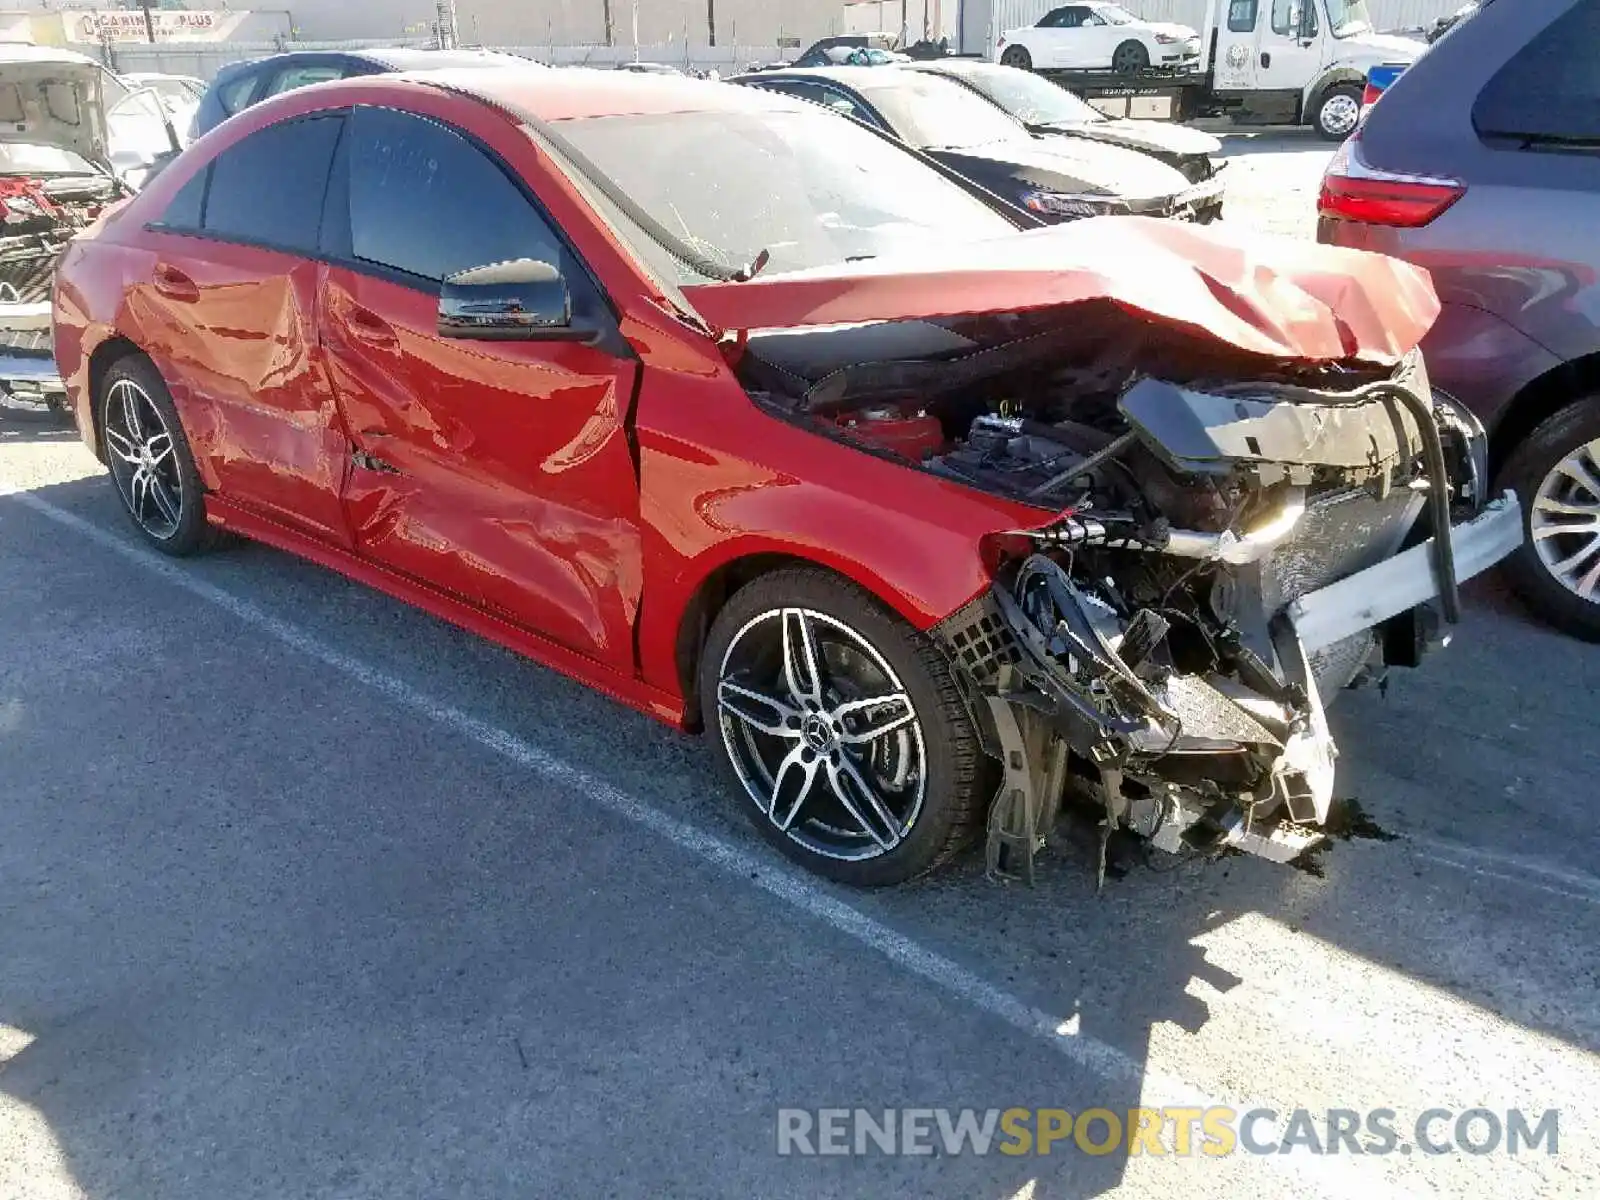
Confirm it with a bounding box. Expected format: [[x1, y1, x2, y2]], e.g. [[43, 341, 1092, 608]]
[[3, 133, 1599, 1199]]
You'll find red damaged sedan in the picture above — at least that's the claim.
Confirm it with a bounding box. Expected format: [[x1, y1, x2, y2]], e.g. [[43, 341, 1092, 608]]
[[52, 70, 1522, 885]]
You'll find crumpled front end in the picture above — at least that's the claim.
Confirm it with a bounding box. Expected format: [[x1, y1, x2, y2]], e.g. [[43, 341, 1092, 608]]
[[0, 175, 113, 413], [928, 354, 1522, 879]]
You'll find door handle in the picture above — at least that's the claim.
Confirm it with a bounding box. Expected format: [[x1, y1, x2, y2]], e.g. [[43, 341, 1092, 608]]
[[152, 263, 198, 302], [1260, 51, 1272, 67], [345, 306, 398, 349]]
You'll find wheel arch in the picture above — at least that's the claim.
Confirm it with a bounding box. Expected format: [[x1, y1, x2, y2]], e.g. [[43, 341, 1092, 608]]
[[1303, 67, 1365, 119], [83, 333, 147, 463], [665, 544, 983, 734], [1489, 349, 1600, 479]]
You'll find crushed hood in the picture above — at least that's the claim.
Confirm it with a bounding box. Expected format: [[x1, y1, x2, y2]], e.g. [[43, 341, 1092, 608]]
[[681, 216, 1440, 365], [0, 55, 112, 168], [955, 134, 1191, 201]]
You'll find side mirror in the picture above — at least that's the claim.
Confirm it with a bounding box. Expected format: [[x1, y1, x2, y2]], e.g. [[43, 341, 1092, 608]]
[[438, 258, 588, 341]]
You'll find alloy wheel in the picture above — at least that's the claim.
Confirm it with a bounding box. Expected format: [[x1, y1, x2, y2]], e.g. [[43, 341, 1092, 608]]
[[1530, 437, 1600, 601], [715, 607, 927, 862], [103, 377, 184, 540], [1320, 93, 1360, 138], [1112, 43, 1148, 73]]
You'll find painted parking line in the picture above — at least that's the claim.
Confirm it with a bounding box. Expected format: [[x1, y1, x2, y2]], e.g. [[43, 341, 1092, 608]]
[[2, 481, 1433, 1198], [1405, 836, 1600, 908]]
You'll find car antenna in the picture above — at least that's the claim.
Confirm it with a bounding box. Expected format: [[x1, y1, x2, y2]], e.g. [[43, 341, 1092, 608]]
[[731, 248, 771, 282]]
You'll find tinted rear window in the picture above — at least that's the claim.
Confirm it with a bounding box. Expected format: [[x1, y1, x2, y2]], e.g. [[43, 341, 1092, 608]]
[[216, 70, 258, 116], [1473, 2, 1600, 143], [203, 115, 343, 252]]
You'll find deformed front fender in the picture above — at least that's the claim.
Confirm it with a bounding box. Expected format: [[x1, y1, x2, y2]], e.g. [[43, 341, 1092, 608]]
[[631, 411, 1048, 704]]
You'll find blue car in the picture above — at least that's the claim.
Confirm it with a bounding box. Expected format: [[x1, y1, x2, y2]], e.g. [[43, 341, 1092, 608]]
[[189, 48, 538, 139]]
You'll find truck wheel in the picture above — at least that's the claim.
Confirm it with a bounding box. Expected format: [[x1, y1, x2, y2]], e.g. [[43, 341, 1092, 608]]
[[1000, 45, 1032, 70], [699, 567, 984, 886], [1497, 397, 1600, 642], [1112, 40, 1149, 73], [1313, 83, 1362, 140]]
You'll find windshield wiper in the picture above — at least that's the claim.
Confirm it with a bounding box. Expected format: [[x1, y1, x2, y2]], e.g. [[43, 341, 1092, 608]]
[[730, 247, 771, 282]]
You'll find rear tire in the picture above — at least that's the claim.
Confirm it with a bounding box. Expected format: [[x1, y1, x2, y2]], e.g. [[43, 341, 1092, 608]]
[[698, 567, 985, 887], [1313, 83, 1362, 141], [1000, 45, 1033, 71], [98, 354, 221, 557], [1496, 398, 1600, 641], [1112, 40, 1149, 73]]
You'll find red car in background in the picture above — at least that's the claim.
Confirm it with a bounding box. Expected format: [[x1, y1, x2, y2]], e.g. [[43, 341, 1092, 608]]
[[52, 69, 1519, 886]]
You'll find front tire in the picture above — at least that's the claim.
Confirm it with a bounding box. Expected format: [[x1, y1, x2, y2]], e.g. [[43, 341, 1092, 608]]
[[699, 567, 984, 886], [1000, 45, 1033, 71], [1497, 398, 1600, 641], [1313, 83, 1362, 141], [99, 354, 219, 556]]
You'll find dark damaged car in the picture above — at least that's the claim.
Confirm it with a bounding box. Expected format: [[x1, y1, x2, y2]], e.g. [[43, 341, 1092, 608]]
[[53, 71, 1519, 886], [908, 58, 1225, 185], [733, 64, 1224, 223]]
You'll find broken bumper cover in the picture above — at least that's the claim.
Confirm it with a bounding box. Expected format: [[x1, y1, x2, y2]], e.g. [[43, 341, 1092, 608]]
[[0, 351, 66, 412], [939, 492, 1524, 874]]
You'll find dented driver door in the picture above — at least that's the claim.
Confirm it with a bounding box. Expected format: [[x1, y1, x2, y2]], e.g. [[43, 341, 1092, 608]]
[[317, 105, 644, 671]]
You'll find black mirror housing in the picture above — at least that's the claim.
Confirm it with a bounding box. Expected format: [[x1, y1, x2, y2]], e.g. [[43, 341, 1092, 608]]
[[438, 258, 587, 341]]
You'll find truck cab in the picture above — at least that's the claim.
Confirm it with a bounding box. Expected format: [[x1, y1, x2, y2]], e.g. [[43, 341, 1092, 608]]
[[1203, 0, 1422, 137]]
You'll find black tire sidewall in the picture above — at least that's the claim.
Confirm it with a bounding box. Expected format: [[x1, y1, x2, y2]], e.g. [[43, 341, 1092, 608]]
[[1497, 398, 1600, 641], [698, 568, 981, 887], [100, 355, 214, 556], [1001, 46, 1032, 70]]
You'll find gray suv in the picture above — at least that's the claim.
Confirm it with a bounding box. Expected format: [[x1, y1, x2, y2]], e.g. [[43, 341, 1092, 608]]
[[1317, 0, 1600, 640]]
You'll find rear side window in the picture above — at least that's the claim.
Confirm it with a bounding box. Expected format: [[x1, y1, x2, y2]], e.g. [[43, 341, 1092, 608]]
[[1473, 2, 1600, 144], [158, 168, 206, 229], [753, 79, 831, 106], [202, 115, 343, 253], [342, 106, 562, 284], [263, 64, 347, 98], [1228, 0, 1258, 32], [215, 70, 258, 116]]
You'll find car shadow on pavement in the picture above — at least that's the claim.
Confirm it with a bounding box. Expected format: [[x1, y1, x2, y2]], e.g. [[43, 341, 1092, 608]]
[[3, 474, 1596, 1198]]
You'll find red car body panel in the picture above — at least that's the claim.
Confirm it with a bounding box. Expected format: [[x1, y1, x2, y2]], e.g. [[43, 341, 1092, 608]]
[[52, 70, 1438, 733], [681, 217, 1441, 366], [319, 264, 646, 669]]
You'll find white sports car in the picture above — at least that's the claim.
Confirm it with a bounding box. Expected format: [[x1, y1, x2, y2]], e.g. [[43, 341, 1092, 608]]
[[995, 3, 1201, 73]]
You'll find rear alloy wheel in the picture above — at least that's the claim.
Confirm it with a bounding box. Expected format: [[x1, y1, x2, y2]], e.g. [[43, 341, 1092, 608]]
[[1000, 45, 1033, 71], [1314, 84, 1362, 141], [700, 568, 983, 886], [100, 355, 218, 556], [1499, 399, 1600, 641], [1112, 40, 1150, 73]]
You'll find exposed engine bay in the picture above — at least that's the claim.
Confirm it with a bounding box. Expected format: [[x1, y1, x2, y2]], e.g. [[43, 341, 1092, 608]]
[[0, 173, 114, 307], [732, 305, 1504, 879]]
